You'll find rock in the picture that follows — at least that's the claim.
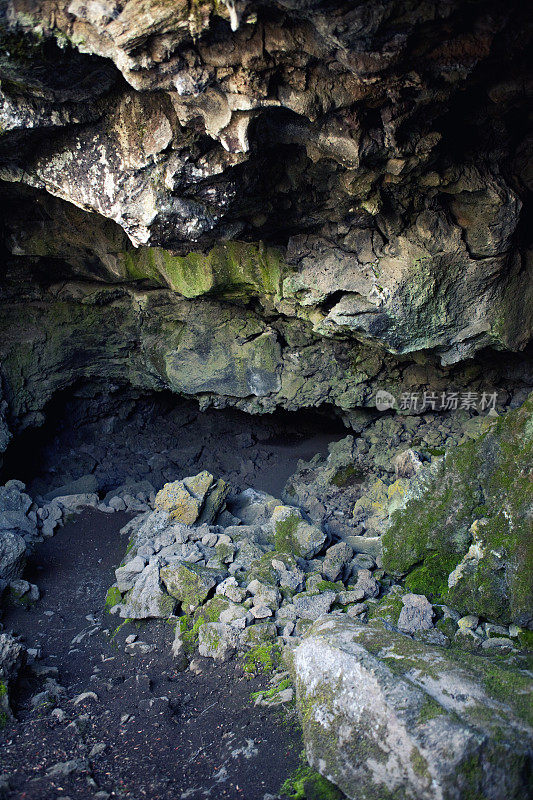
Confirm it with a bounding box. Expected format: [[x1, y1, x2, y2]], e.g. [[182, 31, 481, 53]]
[[216, 576, 247, 603], [250, 605, 273, 619], [0, 632, 25, 721], [198, 622, 239, 661], [240, 622, 278, 647], [346, 602, 367, 618], [44, 475, 98, 500], [291, 616, 533, 800], [219, 604, 250, 629], [46, 759, 88, 777], [53, 493, 99, 513], [338, 589, 365, 605], [72, 691, 98, 705], [392, 449, 424, 479], [154, 481, 200, 524], [120, 563, 175, 619], [351, 569, 380, 599], [0, 532, 26, 582], [109, 496, 127, 511], [457, 614, 479, 630], [321, 542, 353, 582], [155, 472, 229, 526], [397, 593, 434, 633], [0, 482, 35, 537], [229, 489, 279, 525], [344, 536, 383, 560], [270, 506, 327, 559], [115, 555, 146, 592], [160, 561, 226, 613], [293, 591, 336, 621], [382, 396, 533, 627], [247, 579, 281, 609]]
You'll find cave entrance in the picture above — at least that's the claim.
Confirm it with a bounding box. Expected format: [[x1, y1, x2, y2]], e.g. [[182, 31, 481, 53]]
[[1, 382, 348, 502]]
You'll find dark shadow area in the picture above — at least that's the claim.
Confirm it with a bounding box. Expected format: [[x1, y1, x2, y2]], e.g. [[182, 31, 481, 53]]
[[1, 381, 348, 500]]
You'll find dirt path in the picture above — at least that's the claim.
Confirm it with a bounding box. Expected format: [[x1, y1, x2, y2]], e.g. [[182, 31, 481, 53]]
[[1, 510, 301, 800]]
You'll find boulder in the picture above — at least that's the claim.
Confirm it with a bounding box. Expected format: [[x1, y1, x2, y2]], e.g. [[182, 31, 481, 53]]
[[0, 632, 25, 722], [270, 505, 327, 559], [160, 561, 226, 613], [198, 622, 240, 661], [293, 591, 336, 621], [382, 396, 533, 627], [120, 563, 175, 619], [44, 475, 98, 501], [154, 472, 229, 525], [115, 555, 146, 592], [291, 616, 533, 800], [398, 593, 434, 634], [53, 493, 99, 513], [0, 531, 26, 582], [154, 482, 200, 525]]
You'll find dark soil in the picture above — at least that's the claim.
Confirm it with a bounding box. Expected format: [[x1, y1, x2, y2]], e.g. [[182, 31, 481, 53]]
[[0, 510, 302, 800]]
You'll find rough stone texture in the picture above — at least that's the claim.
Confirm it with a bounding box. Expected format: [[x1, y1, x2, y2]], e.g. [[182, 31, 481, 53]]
[[120, 562, 176, 619], [270, 505, 327, 559], [397, 594, 435, 634], [0, 530, 26, 583], [291, 616, 533, 800], [160, 561, 226, 613], [382, 394, 533, 627], [198, 621, 240, 661], [0, 0, 532, 452], [0, 631, 25, 722]]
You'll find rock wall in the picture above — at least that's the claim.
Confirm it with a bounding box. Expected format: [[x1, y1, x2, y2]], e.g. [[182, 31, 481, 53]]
[[0, 0, 532, 445]]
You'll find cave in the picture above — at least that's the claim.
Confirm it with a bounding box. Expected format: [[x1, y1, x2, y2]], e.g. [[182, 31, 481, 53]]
[[0, 2, 532, 799]]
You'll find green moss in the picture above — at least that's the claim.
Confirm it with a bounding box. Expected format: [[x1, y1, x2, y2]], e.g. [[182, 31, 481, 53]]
[[178, 595, 230, 653], [330, 465, 365, 488], [410, 748, 431, 780], [275, 515, 300, 554], [404, 551, 460, 598], [242, 642, 282, 676], [0, 680, 7, 697], [110, 618, 133, 640], [316, 581, 344, 593], [251, 677, 293, 703], [281, 755, 343, 800], [366, 595, 404, 625], [104, 585, 122, 610], [417, 697, 446, 724], [517, 629, 533, 650], [121, 241, 284, 300], [382, 396, 533, 624]]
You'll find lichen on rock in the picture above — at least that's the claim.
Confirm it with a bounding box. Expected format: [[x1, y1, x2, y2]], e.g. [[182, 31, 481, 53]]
[[382, 395, 533, 627]]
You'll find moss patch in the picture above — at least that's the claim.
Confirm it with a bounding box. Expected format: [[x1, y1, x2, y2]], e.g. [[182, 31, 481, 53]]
[[275, 515, 300, 554], [242, 642, 282, 676], [281, 754, 343, 800]]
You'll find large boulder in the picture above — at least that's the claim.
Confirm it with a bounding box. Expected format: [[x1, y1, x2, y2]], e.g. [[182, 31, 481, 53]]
[[154, 472, 229, 525], [381, 396, 533, 627], [291, 616, 532, 800]]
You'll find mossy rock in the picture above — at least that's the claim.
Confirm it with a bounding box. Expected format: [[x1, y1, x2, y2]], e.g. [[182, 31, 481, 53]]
[[382, 396, 533, 626]]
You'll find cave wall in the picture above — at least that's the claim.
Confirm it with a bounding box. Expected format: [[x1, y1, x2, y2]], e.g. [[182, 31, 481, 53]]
[[0, 0, 532, 451]]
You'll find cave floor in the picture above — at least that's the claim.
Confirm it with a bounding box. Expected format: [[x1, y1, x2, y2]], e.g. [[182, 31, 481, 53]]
[[1, 510, 301, 800]]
